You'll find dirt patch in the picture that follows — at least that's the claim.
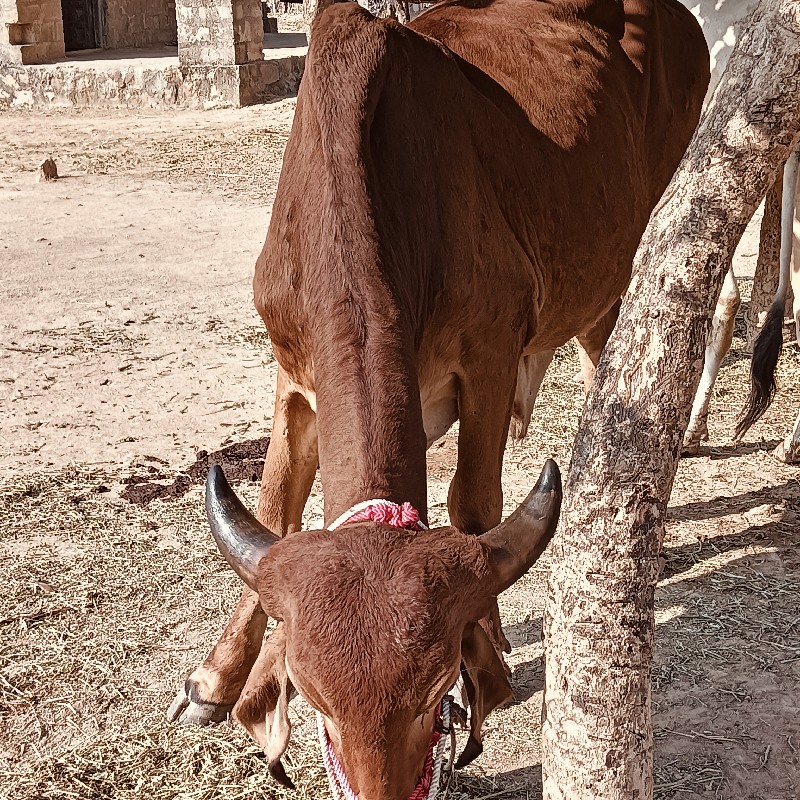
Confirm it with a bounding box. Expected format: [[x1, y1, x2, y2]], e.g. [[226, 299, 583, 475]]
[[121, 438, 270, 505]]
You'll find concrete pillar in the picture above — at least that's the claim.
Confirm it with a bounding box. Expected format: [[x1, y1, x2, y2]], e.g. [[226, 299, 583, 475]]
[[175, 0, 263, 67]]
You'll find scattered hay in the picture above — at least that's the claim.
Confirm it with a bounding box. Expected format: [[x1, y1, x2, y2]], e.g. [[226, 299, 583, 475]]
[[655, 753, 725, 798], [5, 713, 331, 800], [7, 323, 145, 357], [222, 325, 275, 353]]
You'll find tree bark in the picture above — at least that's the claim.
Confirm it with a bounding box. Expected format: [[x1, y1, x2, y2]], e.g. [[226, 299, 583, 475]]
[[746, 171, 795, 349], [303, 0, 411, 33], [540, 2, 800, 799]]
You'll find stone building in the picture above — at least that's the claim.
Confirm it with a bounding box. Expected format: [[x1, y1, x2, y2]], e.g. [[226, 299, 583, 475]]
[[0, 0, 305, 106], [1, 0, 179, 64]]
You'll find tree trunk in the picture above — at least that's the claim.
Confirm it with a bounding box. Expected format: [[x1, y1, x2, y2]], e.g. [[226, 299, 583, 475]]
[[303, 0, 409, 33], [746, 170, 795, 349], [302, 0, 327, 30], [540, 2, 800, 799]]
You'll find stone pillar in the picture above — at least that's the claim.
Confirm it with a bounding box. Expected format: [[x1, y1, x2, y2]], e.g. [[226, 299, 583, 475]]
[[174, 0, 275, 107], [175, 0, 263, 67], [1, 0, 65, 65]]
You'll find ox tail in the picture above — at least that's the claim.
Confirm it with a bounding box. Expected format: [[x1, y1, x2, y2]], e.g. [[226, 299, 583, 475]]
[[736, 299, 784, 440], [735, 147, 800, 440]]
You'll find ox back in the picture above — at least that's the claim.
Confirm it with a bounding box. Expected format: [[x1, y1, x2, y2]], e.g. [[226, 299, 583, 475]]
[[253, 0, 709, 516]]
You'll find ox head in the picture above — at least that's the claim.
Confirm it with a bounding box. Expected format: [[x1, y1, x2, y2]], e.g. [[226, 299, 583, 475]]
[[206, 461, 561, 800]]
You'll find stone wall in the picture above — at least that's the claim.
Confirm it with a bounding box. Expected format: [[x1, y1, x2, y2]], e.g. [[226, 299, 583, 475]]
[[175, 0, 263, 66], [0, 50, 303, 107], [0, 0, 65, 64], [103, 0, 178, 49]]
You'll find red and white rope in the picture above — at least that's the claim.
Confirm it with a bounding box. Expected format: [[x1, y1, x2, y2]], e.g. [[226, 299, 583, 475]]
[[328, 498, 428, 532]]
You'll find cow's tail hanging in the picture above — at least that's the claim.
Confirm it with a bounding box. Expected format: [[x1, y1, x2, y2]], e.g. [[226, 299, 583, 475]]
[[735, 145, 800, 440]]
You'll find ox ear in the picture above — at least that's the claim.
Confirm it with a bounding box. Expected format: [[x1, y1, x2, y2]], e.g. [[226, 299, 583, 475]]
[[233, 625, 296, 789], [456, 620, 514, 768], [479, 459, 561, 593]]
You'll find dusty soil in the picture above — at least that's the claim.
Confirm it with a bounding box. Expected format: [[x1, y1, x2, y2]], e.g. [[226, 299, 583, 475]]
[[1, 103, 799, 800]]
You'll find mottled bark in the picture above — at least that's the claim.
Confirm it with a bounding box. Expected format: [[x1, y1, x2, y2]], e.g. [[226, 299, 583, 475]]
[[302, 0, 325, 29], [303, 0, 416, 28], [746, 171, 794, 348], [540, 2, 800, 799]]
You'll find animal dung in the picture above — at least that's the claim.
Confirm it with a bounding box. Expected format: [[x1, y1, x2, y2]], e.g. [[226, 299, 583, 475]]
[[37, 158, 58, 182]]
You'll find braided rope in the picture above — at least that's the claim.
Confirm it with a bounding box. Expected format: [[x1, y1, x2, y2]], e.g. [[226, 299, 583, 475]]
[[328, 498, 428, 532], [317, 697, 455, 800], [317, 711, 356, 800], [425, 695, 454, 799]]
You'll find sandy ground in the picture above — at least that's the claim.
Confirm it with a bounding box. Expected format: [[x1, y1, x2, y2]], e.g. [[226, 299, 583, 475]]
[[1, 103, 799, 800]]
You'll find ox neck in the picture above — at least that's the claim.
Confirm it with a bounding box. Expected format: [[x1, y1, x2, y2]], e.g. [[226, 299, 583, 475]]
[[312, 324, 428, 526], [318, 411, 428, 526]]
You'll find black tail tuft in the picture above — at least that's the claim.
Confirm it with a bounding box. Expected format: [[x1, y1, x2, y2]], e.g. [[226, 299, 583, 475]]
[[735, 299, 784, 439]]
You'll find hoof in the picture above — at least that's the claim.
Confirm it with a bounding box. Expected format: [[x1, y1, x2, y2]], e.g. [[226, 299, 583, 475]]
[[773, 440, 800, 465], [681, 424, 709, 457], [509, 416, 528, 441], [680, 439, 702, 457], [167, 682, 234, 727], [682, 423, 708, 457]]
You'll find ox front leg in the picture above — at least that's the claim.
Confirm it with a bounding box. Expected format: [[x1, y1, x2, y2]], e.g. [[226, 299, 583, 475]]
[[168, 368, 318, 726], [449, 363, 520, 657], [682, 269, 741, 456]]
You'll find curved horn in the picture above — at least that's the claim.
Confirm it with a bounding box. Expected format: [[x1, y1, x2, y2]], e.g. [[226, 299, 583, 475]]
[[479, 459, 562, 592], [205, 465, 279, 591]]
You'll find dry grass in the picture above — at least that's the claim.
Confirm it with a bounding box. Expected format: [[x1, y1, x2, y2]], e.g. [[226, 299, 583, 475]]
[[6, 323, 146, 357]]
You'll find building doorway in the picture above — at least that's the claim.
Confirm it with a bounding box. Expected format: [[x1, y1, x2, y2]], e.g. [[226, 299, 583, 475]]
[[61, 0, 100, 51]]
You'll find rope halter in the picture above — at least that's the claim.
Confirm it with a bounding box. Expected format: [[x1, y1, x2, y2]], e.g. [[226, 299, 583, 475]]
[[318, 499, 456, 800], [317, 695, 456, 800], [327, 498, 428, 532]]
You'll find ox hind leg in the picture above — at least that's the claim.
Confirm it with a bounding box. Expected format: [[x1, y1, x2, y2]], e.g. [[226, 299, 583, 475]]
[[509, 350, 555, 440], [575, 299, 621, 394], [168, 367, 318, 726], [682, 269, 741, 456]]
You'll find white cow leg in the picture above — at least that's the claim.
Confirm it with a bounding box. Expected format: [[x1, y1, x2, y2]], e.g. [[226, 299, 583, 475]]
[[776, 147, 800, 464], [790, 152, 800, 345], [683, 268, 741, 455]]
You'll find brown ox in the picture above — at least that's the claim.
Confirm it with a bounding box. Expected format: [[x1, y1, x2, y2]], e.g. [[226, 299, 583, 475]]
[[167, 0, 709, 797]]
